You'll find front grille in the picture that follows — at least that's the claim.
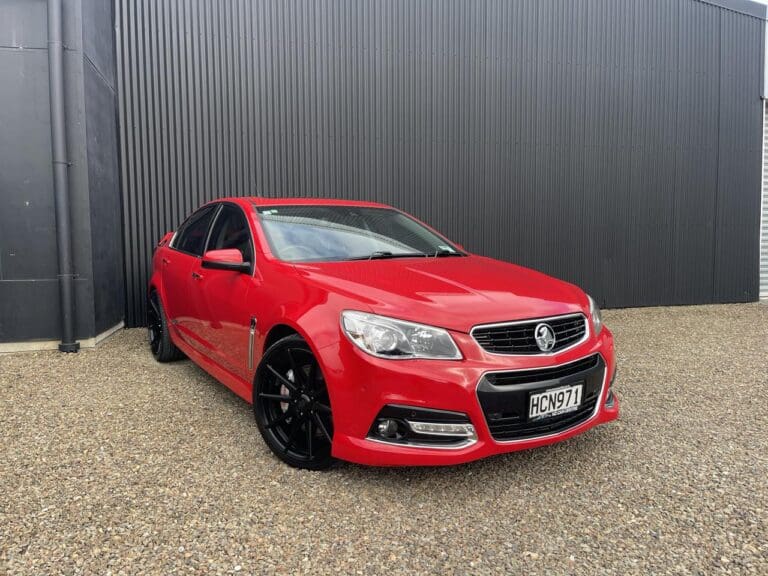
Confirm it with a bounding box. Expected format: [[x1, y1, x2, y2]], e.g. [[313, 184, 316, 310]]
[[477, 354, 605, 441], [472, 314, 588, 355]]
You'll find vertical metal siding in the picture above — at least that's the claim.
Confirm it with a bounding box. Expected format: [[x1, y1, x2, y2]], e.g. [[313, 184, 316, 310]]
[[761, 99, 768, 299], [116, 0, 765, 326]]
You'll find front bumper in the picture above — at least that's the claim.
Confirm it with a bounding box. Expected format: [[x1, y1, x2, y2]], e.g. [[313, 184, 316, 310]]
[[319, 327, 619, 466]]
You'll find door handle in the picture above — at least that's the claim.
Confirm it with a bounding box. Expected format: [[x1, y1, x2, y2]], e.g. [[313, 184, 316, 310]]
[[191, 271, 203, 280], [162, 257, 170, 265]]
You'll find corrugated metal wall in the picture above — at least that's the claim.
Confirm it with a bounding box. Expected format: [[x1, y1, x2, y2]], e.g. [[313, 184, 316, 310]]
[[116, 0, 765, 327], [762, 100, 768, 299]]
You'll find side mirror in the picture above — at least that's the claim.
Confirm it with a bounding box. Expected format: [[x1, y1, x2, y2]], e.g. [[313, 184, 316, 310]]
[[201, 249, 251, 273]]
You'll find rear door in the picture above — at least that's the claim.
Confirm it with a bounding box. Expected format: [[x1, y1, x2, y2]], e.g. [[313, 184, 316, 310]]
[[163, 204, 219, 350]]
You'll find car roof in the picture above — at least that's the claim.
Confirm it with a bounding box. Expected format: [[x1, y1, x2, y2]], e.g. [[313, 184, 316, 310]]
[[212, 197, 393, 209]]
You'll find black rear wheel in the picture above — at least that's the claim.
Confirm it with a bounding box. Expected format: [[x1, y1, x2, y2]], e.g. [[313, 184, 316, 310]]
[[147, 291, 184, 362], [254, 335, 334, 470]]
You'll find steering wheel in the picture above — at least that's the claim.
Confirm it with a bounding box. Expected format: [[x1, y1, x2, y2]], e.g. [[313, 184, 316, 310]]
[[280, 245, 320, 260]]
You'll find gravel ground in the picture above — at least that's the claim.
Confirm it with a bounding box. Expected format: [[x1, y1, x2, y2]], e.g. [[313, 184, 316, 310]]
[[1, 303, 766, 575]]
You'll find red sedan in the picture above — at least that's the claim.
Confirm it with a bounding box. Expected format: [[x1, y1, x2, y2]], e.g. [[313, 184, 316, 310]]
[[148, 198, 619, 469]]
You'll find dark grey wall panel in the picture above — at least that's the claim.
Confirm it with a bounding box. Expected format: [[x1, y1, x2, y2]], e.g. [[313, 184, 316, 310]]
[[0, 0, 119, 343], [116, 0, 766, 327], [0, 278, 93, 342], [713, 9, 764, 302], [84, 56, 124, 334], [81, 0, 116, 89], [82, 0, 124, 334], [0, 0, 47, 48], [0, 49, 59, 281]]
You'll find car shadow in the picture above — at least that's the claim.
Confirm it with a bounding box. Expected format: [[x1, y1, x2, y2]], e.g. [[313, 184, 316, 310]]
[[331, 430, 611, 483], [172, 354, 620, 483]]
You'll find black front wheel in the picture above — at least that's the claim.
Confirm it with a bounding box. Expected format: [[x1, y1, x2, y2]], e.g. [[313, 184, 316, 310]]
[[253, 335, 334, 470]]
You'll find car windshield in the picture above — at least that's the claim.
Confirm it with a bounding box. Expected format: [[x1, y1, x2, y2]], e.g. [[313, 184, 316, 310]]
[[254, 205, 463, 262]]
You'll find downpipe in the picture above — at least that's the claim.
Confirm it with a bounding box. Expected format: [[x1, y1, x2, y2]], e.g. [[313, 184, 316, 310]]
[[47, 0, 79, 352]]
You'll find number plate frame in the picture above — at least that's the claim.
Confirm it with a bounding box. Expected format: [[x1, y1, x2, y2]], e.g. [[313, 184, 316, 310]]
[[528, 383, 584, 421]]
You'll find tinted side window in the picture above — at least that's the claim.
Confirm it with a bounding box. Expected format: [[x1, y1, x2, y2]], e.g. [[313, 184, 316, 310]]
[[172, 205, 217, 256], [207, 204, 253, 263]]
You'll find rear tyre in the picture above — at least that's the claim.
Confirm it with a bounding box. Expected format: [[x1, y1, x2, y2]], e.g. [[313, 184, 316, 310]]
[[254, 335, 335, 470], [147, 290, 184, 362]]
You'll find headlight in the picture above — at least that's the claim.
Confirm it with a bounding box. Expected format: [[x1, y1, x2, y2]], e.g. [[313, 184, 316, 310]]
[[588, 295, 603, 336], [341, 311, 462, 360]]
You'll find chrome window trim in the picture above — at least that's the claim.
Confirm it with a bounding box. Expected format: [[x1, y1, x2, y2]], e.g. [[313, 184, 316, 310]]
[[470, 312, 590, 357], [474, 352, 607, 445]]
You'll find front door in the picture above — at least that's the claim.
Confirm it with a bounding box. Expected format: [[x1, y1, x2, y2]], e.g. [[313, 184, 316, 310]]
[[194, 203, 257, 380]]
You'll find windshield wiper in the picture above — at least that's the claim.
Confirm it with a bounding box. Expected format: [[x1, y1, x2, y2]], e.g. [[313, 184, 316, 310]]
[[433, 248, 464, 257], [346, 251, 428, 261], [344, 249, 463, 261]]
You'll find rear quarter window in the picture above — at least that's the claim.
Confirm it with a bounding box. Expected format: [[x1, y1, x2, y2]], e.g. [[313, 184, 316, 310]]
[[171, 205, 217, 256]]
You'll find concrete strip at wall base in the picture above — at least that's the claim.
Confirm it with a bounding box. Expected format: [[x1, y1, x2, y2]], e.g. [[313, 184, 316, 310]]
[[0, 321, 125, 354]]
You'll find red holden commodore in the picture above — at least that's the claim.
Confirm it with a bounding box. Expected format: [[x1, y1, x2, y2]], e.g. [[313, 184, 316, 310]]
[[148, 198, 619, 469]]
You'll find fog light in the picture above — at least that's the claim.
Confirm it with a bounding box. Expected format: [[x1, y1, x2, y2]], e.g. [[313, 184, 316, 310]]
[[376, 418, 400, 438], [408, 421, 477, 439]]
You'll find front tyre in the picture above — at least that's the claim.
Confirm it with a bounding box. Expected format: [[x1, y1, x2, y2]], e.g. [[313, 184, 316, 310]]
[[254, 335, 335, 470], [147, 290, 184, 362]]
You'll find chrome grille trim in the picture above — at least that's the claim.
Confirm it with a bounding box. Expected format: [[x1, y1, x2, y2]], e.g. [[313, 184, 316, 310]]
[[471, 312, 589, 356]]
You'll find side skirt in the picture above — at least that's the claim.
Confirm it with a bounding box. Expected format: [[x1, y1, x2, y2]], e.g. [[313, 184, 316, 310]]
[[171, 327, 254, 404]]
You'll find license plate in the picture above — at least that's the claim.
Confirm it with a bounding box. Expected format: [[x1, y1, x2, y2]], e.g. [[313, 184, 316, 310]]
[[529, 383, 583, 420]]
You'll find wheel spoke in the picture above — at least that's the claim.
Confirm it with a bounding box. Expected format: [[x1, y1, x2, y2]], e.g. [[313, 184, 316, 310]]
[[265, 364, 298, 393], [313, 413, 332, 442], [314, 402, 331, 414], [306, 419, 314, 459], [286, 348, 303, 385], [283, 418, 302, 454], [265, 409, 292, 430], [306, 361, 318, 393], [259, 393, 292, 402]]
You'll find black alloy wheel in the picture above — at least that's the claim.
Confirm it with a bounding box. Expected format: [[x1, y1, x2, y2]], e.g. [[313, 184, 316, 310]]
[[254, 334, 334, 470], [147, 291, 184, 362]]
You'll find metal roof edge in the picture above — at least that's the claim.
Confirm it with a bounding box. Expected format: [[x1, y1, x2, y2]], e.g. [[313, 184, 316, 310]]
[[697, 0, 768, 19], [697, 1, 768, 98]]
